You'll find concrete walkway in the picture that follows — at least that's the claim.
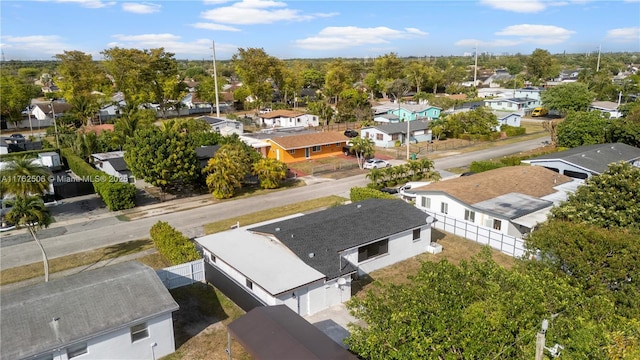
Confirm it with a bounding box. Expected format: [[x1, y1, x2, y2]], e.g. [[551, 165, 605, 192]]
[[304, 303, 365, 349]]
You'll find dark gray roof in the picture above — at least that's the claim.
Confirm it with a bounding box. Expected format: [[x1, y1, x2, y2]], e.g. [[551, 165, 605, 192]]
[[107, 157, 129, 172], [525, 143, 640, 174], [0, 262, 179, 359], [367, 120, 430, 135], [198, 116, 238, 126], [228, 305, 357, 360], [249, 199, 430, 279], [196, 145, 221, 159]]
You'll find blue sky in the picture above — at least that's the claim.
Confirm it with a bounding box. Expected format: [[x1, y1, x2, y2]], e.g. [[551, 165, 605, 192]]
[[1, 0, 639, 61]]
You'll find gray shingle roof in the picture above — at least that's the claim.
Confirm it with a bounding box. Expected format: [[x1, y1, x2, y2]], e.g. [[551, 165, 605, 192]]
[[107, 157, 129, 172], [249, 199, 430, 279], [525, 143, 640, 174], [196, 145, 221, 159], [0, 262, 179, 359]]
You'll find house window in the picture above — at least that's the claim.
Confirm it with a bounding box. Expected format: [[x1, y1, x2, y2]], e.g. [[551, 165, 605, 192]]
[[130, 323, 149, 342], [297, 118, 300, 123], [312, 145, 321, 152], [325, 144, 331, 148], [67, 343, 88, 359], [421, 197, 431, 209], [440, 202, 448, 214], [493, 219, 502, 230], [464, 209, 475, 223], [358, 239, 389, 262], [246, 279, 253, 290], [391, 134, 399, 140], [289, 149, 296, 154], [336, 143, 341, 147], [376, 134, 383, 140], [209, 253, 216, 263], [413, 228, 421, 241]]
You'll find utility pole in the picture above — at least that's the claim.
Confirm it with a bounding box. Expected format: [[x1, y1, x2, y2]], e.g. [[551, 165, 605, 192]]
[[596, 44, 601, 72], [535, 319, 548, 360], [473, 43, 478, 85], [212, 40, 220, 117], [50, 100, 60, 149]]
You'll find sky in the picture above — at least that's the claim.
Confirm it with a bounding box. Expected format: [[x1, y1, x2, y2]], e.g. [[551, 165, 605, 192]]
[[1, 0, 639, 61]]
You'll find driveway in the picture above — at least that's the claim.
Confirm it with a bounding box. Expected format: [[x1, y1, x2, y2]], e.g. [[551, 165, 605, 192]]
[[304, 303, 364, 349]]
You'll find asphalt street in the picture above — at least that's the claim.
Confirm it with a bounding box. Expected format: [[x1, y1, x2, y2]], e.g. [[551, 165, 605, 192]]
[[0, 136, 549, 270]]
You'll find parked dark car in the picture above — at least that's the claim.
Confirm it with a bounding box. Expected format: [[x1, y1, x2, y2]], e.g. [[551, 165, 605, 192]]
[[380, 187, 399, 194], [9, 134, 25, 143], [344, 129, 359, 138]]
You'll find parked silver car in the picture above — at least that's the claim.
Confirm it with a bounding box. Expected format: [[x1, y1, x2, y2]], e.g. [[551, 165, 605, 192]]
[[363, 159, 390, 169]]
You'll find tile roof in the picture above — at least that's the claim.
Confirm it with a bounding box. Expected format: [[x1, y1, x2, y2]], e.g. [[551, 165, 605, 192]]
[[260, 110, 306, 119], [249, 199, 430, 279], [523, 143, 640, 174], [0, 262, 178, 360], [268, 131, 349, 150], [413, 166, 573, 204]]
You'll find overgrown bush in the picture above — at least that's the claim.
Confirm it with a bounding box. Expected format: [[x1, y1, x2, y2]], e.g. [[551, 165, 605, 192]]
[[469, 160, 505, 173], [350, 187, 397, 202], [150, 221, 201, 265], [499, 156, 522, 166], [60, 148, 136, 211], [501, 125, 526, 136]]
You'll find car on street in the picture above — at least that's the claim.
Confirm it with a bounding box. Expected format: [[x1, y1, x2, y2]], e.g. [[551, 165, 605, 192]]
[[344, 129, 359, 138], [363, 158, 390, 169], [9, 133, 25, 142]]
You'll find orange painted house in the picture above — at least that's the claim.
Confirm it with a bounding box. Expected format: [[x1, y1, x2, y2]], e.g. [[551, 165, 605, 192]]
[[266, 131, 350, 163]]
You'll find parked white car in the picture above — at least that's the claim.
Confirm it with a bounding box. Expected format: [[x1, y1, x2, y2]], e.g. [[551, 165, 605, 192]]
[[363, 159, 390, 169]]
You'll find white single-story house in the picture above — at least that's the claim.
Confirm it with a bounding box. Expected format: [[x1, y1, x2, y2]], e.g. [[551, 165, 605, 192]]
[[361, 120, 432, 148], [493, 111, 522, 130], [91, 151, 132, 182], [589, 101, 623, 119], [483, 97, 538, 113], [197, 116, 243, 136], [373, 113, 401, 123], [413, 166, 581, 239], [31, 101, 72, 121], [259, 110, 319, 128], [195, 199, 438, 316], [521, 142, 640, 179], [0, 261, 179, 360]]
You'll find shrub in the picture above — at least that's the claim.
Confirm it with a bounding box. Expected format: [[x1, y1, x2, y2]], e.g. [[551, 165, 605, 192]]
[[350, 186, 397, 202], [150, 221, 201, 265], [469, 160, 505, 173], [500, 156, 522, 166], [501, 125, 526, 136], [60, 148, 136, 211]]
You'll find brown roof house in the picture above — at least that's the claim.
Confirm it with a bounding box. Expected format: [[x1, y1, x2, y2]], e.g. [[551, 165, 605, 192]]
[[411, 166, 583, 257], [265, 131, 350, 163]]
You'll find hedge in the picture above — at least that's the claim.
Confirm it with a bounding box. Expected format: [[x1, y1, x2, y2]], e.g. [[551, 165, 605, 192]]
[[501, 125, 527, 137], [150, 221, 201, 265], [60, 148, 136, 211], [350, 186, 397, 202], [469, 160, 506, 173]]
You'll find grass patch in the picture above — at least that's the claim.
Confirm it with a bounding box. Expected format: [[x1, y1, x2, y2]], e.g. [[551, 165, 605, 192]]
[[136, 252, 172, 270], [116, 214, 131, 221], [203, 195, 348, 234], [162, 283, 250, 360], [0, 239, 154, 285], [351, 230, 515, 296]]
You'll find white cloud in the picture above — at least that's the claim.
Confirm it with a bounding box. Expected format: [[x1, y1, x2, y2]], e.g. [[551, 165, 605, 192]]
[[52, 0, 115, 8], [479, 0, 547, 13], [295, 26, 427, 51], [0, 35, 73, 58], [200, 0, 336, 25], [191, 22, 241, 32], [122, 2, 161, 14], [606, 27, 640, 42], [108, 33, 236, 58], [496, 24, 575, 43]]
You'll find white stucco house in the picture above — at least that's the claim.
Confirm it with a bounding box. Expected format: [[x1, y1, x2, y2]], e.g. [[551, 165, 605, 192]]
[[31, 101, 72, 121], [361, 120, 432, 148], [197, 116, 243, 136], [589, 101, 623, 119], [493, 111, 522, 131], [0, 262, 179, 360], [412, 166, 582, 256], [195, 199, 437, 316], [258, 109, 319, 128], [91, 151, 132, 182], [522, 142, 640, 179], [483, 97, 538, 114]]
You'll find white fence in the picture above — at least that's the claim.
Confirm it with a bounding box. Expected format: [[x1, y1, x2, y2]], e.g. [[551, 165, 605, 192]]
[[426, 211, 526, 258], [156, 259, 205, 289]]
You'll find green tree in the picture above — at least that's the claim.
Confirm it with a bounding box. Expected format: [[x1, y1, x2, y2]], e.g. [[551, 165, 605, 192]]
[[348, 136, 375, 169], [549, 162, 640, 230], [203, 143, 252, 199], [323, 59, 353, 104], [112, 107, 155, 147], [0, 157, 51, 198], [124, 127, 199, 192], [5, 196, 53, 282], [306, 100, 335, 126], [232, 48, 283, 110], [557, 110, 609, 147], [301, 68, 325, 88], [196, 75, 223, 115], [541, 82, 594, 115], [335, 88, 370, 123], [0, 73, 40, 124], [526, 48, 559, 83], [606, 108, 640, 147], [404, 61, 429, 94], [253, 158, 287, 189]]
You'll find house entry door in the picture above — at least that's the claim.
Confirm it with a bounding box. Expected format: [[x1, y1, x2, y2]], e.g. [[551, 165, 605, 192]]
[[305, 148, 310, 158]]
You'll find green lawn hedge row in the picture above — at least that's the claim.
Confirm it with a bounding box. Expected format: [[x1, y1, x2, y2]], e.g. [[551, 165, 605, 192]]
[[60, 148, 136, 211], [350, 186, 397, 202], [150, 221, 201, 265]]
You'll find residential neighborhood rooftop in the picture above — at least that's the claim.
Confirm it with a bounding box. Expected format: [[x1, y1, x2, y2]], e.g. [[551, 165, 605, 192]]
[[259, 109, 306, 119], [267, 131, 350, 150], [523, 143, 640, 174], [0, 262, 179, 360]]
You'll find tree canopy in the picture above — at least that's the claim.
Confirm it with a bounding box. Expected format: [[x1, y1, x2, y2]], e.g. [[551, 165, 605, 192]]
[[541, 82, 594, 115], [556, 110, 609, 147]]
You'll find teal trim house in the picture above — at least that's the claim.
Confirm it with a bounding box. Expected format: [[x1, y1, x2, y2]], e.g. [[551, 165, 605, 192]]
[[387, 103, 441, 122]]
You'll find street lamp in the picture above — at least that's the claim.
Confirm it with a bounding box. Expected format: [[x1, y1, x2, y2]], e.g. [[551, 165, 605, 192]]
[[50, 99, 60, 148]]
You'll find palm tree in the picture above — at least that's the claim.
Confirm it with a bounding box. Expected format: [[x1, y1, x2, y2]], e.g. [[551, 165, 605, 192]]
[[365, 168, 384, 189], [253, 158, 287, 189], [0, 157, 51, 198], [5, 196, 53, 282], [349, 137, 375, 169]]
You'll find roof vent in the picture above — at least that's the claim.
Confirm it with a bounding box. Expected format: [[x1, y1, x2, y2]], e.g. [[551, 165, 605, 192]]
[[291, 234, 294, 238], [308, 252, 315, 258], [357, 204, 362, 208], [275, 227, 280, 232]]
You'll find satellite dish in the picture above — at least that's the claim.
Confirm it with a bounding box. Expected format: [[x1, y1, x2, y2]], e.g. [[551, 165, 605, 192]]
[[426, 215, 435, 224], [337, 278, 347, 286]]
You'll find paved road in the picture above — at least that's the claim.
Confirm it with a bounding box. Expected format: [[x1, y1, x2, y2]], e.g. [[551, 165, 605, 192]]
[[0, 136, 548, 270]]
